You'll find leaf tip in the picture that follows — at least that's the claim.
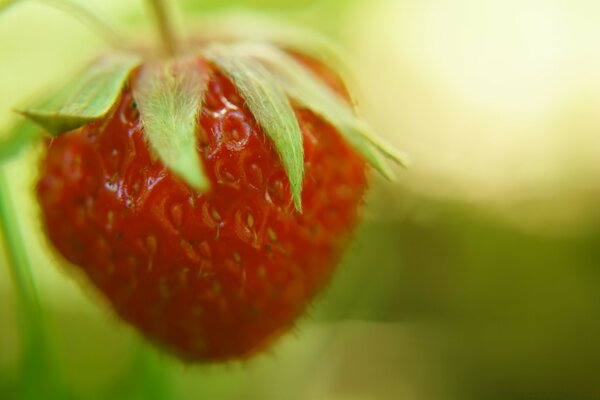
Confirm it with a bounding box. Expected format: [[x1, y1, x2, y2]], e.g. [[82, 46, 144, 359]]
[[185, 170, 211, 194], [13, 107, 32, 119], [384, 146, 411, 169], [377, 161, 397, 182], [396, 154, 411, 169], [292, 190, 303, 213], [13, 108, 53, 134]]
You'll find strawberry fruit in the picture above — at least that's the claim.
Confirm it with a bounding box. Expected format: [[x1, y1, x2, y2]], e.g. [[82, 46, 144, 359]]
[[10, 1, 406, 363], [37, 63, 367, 361]]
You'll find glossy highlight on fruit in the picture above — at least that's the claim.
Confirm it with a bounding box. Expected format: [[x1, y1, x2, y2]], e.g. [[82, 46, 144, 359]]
[[36, 61, 367, 362]]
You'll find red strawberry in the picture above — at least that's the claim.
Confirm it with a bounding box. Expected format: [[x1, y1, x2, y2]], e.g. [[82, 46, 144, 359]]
[[36, 59, 368, 361], [8, 0, 405, 364]]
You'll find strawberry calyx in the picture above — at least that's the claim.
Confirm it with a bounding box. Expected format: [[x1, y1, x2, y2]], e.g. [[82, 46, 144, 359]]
[[14, 40, 407, 211], [16, 53, 141, 135]]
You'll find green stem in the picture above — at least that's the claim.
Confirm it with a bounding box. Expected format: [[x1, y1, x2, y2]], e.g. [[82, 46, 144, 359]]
[[0, 167, 58, 398], [41, 0, 127, 48], [146, 0, 178, 56], [2, 0, 128, 49]]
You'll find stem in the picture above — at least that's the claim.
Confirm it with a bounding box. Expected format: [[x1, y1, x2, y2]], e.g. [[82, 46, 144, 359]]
[[2, 0, 129, 49], [146, 0, 178, 56], [40, 0, 127, 48], [0, 167, 47, 398]]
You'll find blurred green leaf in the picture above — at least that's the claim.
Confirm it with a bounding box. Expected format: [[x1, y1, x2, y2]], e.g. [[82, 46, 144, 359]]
[[314, 199, 600, 324], [0, 118, 43, 163], [103, 343, 170, 400], [186, 12, 349, 68], [181, 0, 333, 13], [0, 0, 23, 14], [0, 169, 70, 399]]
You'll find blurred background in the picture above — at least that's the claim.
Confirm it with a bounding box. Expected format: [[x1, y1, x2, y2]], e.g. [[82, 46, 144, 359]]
[[2, 0, 600, 399]]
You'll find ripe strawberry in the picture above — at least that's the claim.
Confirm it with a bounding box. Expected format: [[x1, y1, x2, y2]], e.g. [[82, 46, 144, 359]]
[[4, 0, 405, 364], [36, 59, 368, 361]]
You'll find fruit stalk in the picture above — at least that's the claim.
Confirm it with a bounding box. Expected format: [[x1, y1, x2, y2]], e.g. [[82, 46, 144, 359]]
[[146, 0, 178, 56]]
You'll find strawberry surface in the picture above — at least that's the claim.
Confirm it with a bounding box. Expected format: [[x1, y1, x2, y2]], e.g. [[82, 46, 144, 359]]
[[36, 61, 367, 361]]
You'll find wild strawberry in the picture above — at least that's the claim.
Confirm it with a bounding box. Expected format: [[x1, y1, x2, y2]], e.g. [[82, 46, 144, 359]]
[[12, 1, 406, 363], [37, 61, 367, 361]]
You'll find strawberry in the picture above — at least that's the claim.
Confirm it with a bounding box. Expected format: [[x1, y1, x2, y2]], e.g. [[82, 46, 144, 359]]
[[37, 61, 367, 361], [9, 1, 406, 363]]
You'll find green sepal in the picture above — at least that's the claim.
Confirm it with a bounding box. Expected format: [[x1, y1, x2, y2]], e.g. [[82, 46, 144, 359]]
[[1, 85, 76, 163], [132, 57, 210, 193], [17, 53, 140, 135], [235, 44, 409, 177], [203, 45, 305, 211], [188, 13, 350, 74], [1, 93, 62, 163]]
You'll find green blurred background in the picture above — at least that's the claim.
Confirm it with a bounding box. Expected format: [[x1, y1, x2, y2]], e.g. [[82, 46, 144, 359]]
[[2, 0, 600, 399]]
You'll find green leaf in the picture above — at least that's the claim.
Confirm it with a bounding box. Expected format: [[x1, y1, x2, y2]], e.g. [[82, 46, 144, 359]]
[[203, 45, 305, 211], [132, 57, 210, 193], [232, 43, 409, 178], [18, 53, 140, 135]]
